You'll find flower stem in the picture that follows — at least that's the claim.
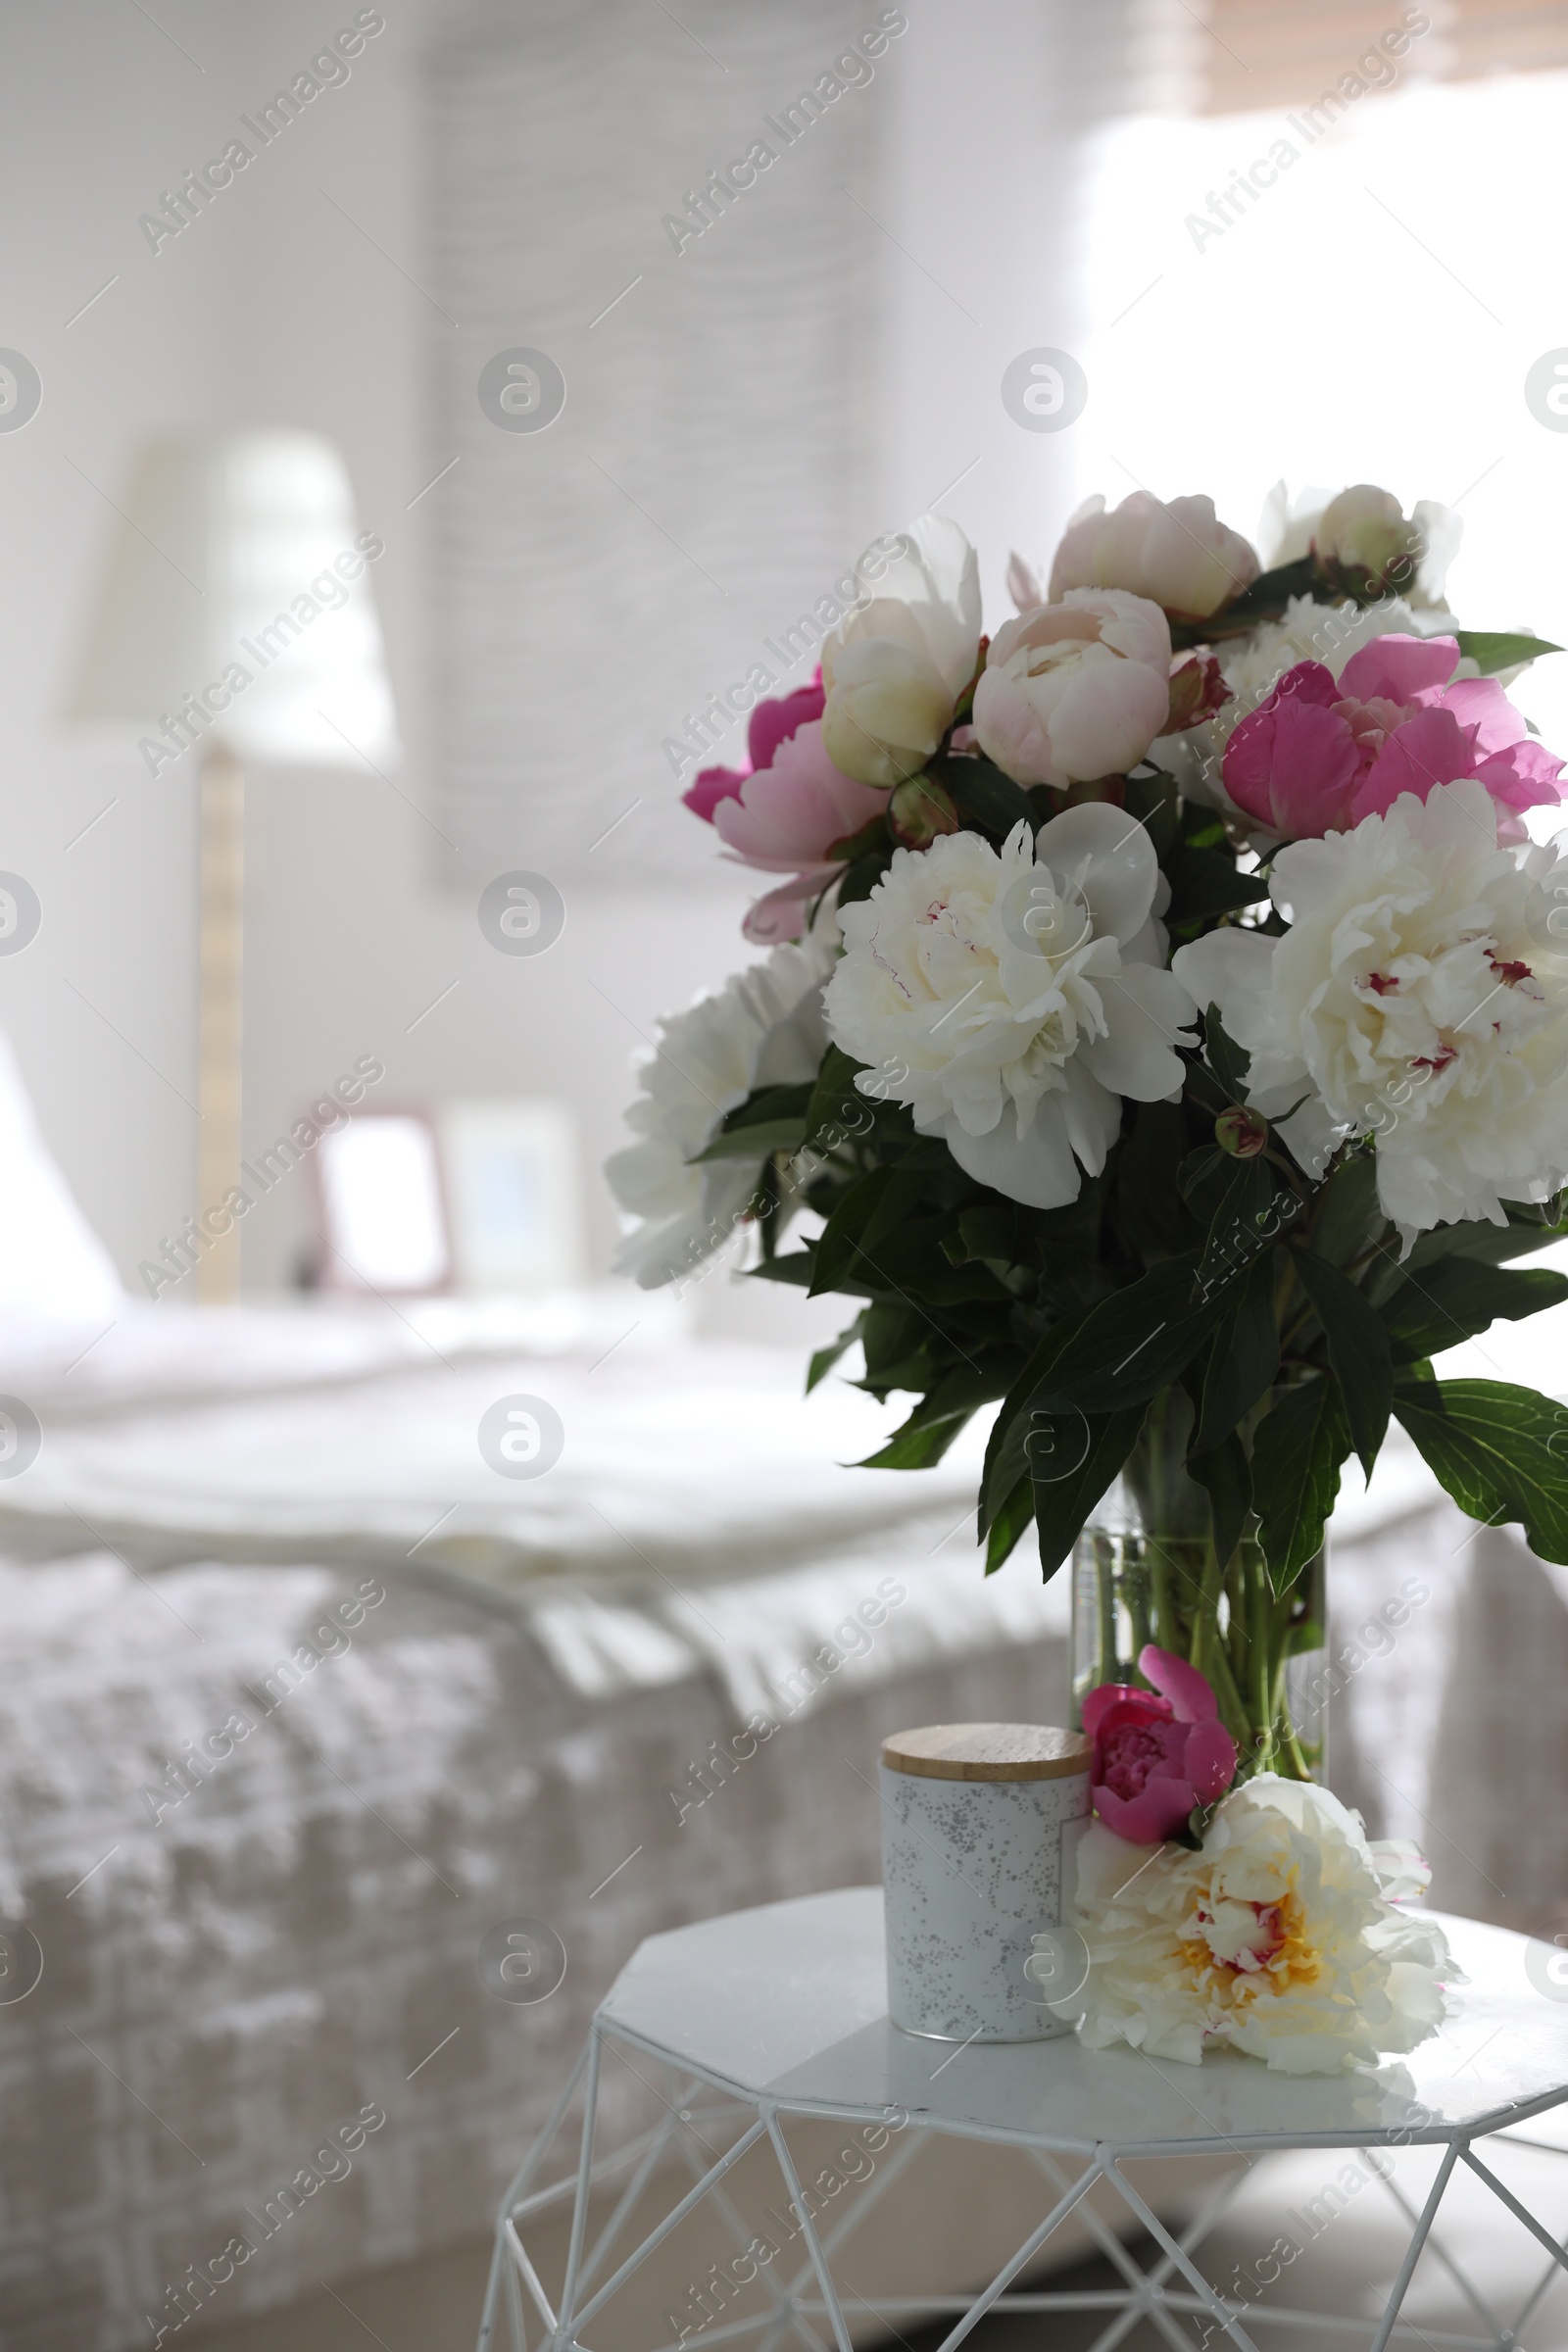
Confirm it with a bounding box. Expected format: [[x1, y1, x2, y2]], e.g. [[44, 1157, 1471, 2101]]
[[1250, 1555, 1273, 1773], [1096, 1534, 1118, 1685], [1203, 1622, 1251, 1754], [1150, 1550, 1179, 1657]]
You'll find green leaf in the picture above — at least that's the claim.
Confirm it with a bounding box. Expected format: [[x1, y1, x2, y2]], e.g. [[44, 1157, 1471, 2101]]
[[1180, 798, 1229, 853], [929, 751, 1035, 842], [809, 1166, 905, 1297], [803, 1045, 869, 1148], [1194, 1250, 1280, 1453], [1251, 1379, 1350, 1584], [1034, 1407, 1147, 1584], [979, 1296, 1106, 1535], [690, 1081, 813, 1162], [724, 1082, 813, 1131], [1186, 1430, 1252, 1567], [1122, 765, 1180, 860], [808, 1166, 945, 1298], [692, 1119, 808, 1162], [1392, 1377, 1568, 1562], [949, 1202, 1020, 1267], [859, 1299, 931, 1384], [1167, 849, 1270, 927], [1452, 628, 1563, 677], [981, 1353, 1061, 1537], [1179, 1145, 1227, 1207], [1199, 1157, 1274, 1293], [1202, 1005, 1251, 1102], [1032, 1253, 1231, 1417], [1383, 1258, 1568, 1365], [1199, 554, 1320, 631], [848, 1220, 1012, 1308], [985, 1476, 1036, 1574], [1403, 1201, 1568, 1271], [859, 1414, 970, 1470], [747, 1251, 826, 1290], [836, 846, 891, 907], [1287, 1250, 1392, 1477], [1304, 1148, 1381, 1272], [1116, 1100, 1192, 1263], [859, 1360, 1013, 1470], [807, 1314, 864, 1394], [753, 1152, 784, 1263], [824, 811, 891, 862], [980, 1396, 1030, 1535]]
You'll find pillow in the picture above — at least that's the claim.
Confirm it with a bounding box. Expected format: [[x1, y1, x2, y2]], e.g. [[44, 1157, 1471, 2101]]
[[0, 1025, 122, 1321]]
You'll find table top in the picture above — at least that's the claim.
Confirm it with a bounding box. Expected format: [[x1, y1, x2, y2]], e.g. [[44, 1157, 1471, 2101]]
[[598, 1887, 1568, 2154]]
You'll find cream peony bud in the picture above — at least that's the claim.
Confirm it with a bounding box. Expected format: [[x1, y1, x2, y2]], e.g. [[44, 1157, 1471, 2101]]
[[1048, 491, 1258, 620], [820, 633, 956, 787], [1274, 483, 1462, 608], [1259, 482, 1461, 609], [820, 515, 981, 788], [1315, 484, 1421, 590]]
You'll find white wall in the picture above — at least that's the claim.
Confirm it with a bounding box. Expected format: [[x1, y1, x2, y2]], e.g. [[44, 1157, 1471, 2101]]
[[0, 0, 1138, 1328], [0, 2, 225, 1288], [0, 0, 760, 1303]]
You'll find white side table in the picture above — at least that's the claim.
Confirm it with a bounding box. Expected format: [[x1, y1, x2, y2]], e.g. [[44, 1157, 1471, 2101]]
[[477, 1886, 1568, 2352]]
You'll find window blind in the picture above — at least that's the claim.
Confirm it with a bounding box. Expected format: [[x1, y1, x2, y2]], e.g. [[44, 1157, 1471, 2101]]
[[424, 0, 891, 885]]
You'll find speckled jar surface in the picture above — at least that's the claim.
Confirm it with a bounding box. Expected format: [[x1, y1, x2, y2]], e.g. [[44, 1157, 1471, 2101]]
[[880, 1723, 1092, 2043]]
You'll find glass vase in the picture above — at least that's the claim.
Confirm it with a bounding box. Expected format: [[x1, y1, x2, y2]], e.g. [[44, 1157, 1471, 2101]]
[[1069, 1391, 1329, 1783]]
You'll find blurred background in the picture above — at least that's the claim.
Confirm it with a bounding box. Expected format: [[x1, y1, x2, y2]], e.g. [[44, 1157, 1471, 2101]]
[[8, 4, 1568, 2349]]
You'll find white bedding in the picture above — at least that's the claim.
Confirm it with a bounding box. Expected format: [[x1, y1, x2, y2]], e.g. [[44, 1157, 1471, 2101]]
[[0, 1299, 1479, 1724], [0, 1303, 1074, 1719], [0, 1289, 685, 1420], [1, 1338, 979, 1574]]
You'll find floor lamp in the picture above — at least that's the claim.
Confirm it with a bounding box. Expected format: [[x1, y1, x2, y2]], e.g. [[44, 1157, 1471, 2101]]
[[66, 432, 398, 1302]]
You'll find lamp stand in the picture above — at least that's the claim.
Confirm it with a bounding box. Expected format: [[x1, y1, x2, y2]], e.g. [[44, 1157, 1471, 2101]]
[[196, 742, 244, 1304]]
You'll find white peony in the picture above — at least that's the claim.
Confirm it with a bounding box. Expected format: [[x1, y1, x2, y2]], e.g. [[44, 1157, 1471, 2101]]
[[1047, 1775, 1452, 2074], [1257, 478, 1461, 611], [1172, 781, 1568, 1238], [1256, 479, 1335, 569], [606, 929, 836, 1288], [822, 808, 1196, 1209], [820, 515, 982, 789]]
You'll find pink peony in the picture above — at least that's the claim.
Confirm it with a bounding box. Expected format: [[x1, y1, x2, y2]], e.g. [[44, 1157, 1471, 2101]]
[[1223, 634, 1566, 841], [1083, 1644, 1238, 1844], [683, 681, 828, 821], [970, 589, 1173, 787], [683, 680, 887, 944], [1048, 491, 1258, 621]]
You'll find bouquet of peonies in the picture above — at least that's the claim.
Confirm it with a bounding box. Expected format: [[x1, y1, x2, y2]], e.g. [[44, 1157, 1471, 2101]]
[[609, 479, 1568, 1810]]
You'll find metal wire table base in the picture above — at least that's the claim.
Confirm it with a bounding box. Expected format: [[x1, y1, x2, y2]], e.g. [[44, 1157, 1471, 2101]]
[[476, 2015, 1568, 2352]]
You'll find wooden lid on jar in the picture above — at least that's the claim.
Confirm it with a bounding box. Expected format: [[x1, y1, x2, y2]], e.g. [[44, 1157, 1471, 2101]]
[[880, 1723, 1093, 1783]]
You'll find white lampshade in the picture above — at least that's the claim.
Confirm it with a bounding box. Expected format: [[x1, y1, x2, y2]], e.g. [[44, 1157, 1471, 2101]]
[[66, 430, 398, 767]]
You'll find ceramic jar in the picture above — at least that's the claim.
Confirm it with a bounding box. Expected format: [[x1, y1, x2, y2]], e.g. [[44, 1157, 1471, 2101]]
[[879, 1721, 1092, 2043]]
